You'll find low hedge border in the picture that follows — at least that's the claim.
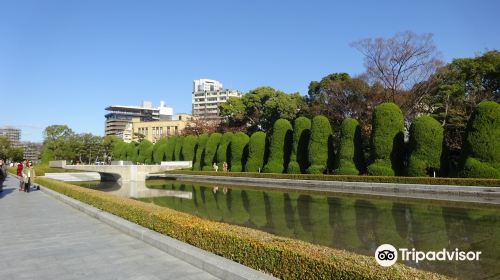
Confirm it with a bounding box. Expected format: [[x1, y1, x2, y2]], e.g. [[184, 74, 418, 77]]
[[164, 170, 500, 187], [35, 177, 449, 280]]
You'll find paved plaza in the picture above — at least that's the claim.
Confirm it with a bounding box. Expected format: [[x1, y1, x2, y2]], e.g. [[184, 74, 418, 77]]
[[0, 176, 219, 280]]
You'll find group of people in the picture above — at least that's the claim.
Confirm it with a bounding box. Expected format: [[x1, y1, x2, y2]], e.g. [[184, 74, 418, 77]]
[[212, 162, 229, 172], [16, 160, 37, 192]]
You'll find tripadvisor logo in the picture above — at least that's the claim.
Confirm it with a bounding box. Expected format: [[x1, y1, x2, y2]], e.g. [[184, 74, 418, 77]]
[[374, 244, 481, 267]]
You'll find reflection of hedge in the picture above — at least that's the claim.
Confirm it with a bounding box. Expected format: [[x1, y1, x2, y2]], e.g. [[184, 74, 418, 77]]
[[245, 132, 267, 172], [229, 132, 249, 172], [288, 117, 311, 174], [153, 138, 168, 164], [263, 119, 293, 173], [174, 136, 184, 161], [202, 133, 222, 171], [137, 140, 153, 163], [217, 132, 233, 170], [165, 136, 178, 161], [181, 135, 198, 162], [367, 103, 404, 176], [307, 116, 332, 174], [192, 134, 209, 171], [461, 101, 500, 178], [407, 116, 444, 177], [335, 118, 362, 175]]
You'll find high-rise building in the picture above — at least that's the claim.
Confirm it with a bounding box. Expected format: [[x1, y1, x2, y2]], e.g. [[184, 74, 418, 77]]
[[105, 101, 173, 142], [0, 126, 21, 147], [192, 79, 242, 120], [22, 142, 43, 162]]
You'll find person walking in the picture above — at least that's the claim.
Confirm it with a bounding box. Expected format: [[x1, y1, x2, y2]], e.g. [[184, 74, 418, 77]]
[[17, 160, 25, 191], [22, 161, 36, 193], [0, 159, 7, 193]]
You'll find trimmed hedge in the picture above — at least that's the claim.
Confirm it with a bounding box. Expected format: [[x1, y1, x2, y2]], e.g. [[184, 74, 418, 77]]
[[263, 119, 293, 173], [307, 116, 332, 174], [335, 118, 362, 175], [165, 136, 178, 161], [112, 141, 127, 160], [165, 170, 500, 187], [174, 136, 184, 161], [245, 131, 266, 172], [181, 135, 198, 163], [125, 143, 138, 162], [192, 134, 209, 171], [202, 133, 222, 171], [407, 116, 444, 177], [217, 132, 234, 170], [153, 138, 168, 164], [229, 132, 249, 172], [289, 117, 311, 174], [144, 146, 153, 164], [461, 101, 500, 178], [136, 140, 153, 163], [367, 103, 404, 176], [35, 177, 450, 280]]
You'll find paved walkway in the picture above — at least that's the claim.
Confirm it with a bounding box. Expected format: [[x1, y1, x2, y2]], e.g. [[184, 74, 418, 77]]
[[0, 176, 219, 280]]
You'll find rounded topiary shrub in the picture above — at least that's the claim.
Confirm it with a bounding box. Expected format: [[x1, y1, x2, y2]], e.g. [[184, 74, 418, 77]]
[[217, 132, 234, 170], [230, 132, 249, 172], [112, 141, 127, 160], [144, 146, 154, 164], [165, 136, 178, 161], [202, 133, 222, 171], [174, 136, 184, 161], [153, 138, 168, 164], [181, 135, 198, 163], [136, 140, 153, 163], [192, 133, 209, 171], [334, 118, 362, 175], [307, 116, 332, 174], [125, 143, 138, 162], [263, 119, 293, 173], [288, 117, 311, 174], [245, 131, 267, 172], [406, 116, 444, 177], [367, 102, 404, 176], [460, 101, 500, 178]]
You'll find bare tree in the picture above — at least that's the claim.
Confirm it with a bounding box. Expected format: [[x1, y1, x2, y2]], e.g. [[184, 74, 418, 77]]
[[351, 31, 443, 105]]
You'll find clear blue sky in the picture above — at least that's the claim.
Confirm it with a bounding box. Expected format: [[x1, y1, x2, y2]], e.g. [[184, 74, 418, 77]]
[[1, 0, 499, 142]]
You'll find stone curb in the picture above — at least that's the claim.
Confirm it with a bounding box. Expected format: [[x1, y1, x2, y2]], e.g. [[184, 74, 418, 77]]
[[39, 185, 277, 280]]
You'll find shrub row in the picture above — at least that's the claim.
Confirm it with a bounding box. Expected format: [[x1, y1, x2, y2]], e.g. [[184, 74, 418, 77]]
[[35, 177, 449, 280]]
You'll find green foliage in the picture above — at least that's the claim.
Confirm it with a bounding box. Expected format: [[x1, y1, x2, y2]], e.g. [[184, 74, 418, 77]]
[[229, 132, 249, 172], [153, 138, 168, 164], [136, 140, 153, 163], [41, 125, 76, 161], [125, 143, 138, 162], [192, 134, 209, 171], [182, 135, 198, 163], [461, 101, 500, 178], [202, 133, 222, 171], [144, 146, 154, 164], [334, 118, 362, 175], [217, 132, 233, 169], [165, 136, 178, 161], [263, 119, 293, 173], [245, 132, 266, 172], [288, 117, 311, 174], [367, 103, 404, 176], [174, 136, 184, 161], [307, 116, 332, 174], [407, 116, 444, 177], [0, 137, 23, 162]]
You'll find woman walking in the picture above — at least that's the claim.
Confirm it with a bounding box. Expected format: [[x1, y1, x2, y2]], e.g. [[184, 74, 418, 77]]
[[17, 160, 25, 191], [22, 161, 36, 193]]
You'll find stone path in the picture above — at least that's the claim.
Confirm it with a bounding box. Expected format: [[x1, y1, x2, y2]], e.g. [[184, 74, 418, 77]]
[[0, 176, 219, 280]]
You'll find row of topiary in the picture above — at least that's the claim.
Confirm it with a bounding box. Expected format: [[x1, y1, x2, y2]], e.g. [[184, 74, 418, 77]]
[[113, 101, 499, 178]]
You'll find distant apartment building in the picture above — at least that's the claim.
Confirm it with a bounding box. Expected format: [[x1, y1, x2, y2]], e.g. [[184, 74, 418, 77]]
[[0, 126, 21, 147], [131, 113, 192, 143], [105, 101, 173, 142], [22, 142, 42, 162], [192, 79, 242, 120]]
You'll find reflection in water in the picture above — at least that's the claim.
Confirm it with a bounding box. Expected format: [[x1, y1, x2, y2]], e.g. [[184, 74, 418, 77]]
[[77, 180, 500, 279]]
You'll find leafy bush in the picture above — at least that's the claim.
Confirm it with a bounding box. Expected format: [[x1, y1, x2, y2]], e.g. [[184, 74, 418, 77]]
[[288, 117, 311, 174], [192, 134, 209, 171], [217, 132, 234, 170], [136, 140, 153, 163], [153, 138, 168, 164], [307, 116, 332, 174], [245, 132, 267, 172], [181, 135, 198, 162], [334, 118, 362, 175], [202, 133, 222, 171], [112, 141, 127, 160], [229, 132, 249, 172], [461, 101, 500, 178], [36, 177, 449, 280], [407, 116, 444, 177], [165, 136, 178, 161], [174, 136, 184, 161], [125, 143, 138, 162], [144, 146, 154, 164], [263, 119, 293, 173], [367, 103, 404, 176]]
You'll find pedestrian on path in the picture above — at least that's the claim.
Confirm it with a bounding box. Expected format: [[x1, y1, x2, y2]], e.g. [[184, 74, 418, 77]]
[[17, 160, 25, 191], [22, 161, 36, 193], [0, 159, 7, 192]]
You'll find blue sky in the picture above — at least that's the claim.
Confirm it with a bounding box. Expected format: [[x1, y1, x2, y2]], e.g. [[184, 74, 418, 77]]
[[1, 0, 499, 142]]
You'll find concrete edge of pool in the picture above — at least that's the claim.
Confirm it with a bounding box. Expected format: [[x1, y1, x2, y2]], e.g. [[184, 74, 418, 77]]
[[39, 185, 278, 280]]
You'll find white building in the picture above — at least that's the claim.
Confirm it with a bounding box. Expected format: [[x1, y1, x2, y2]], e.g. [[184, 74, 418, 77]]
[[192, 79, 242, 120]]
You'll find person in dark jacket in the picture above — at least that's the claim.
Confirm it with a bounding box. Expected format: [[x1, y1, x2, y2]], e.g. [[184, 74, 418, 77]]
[[0, 159, 7, 192]]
